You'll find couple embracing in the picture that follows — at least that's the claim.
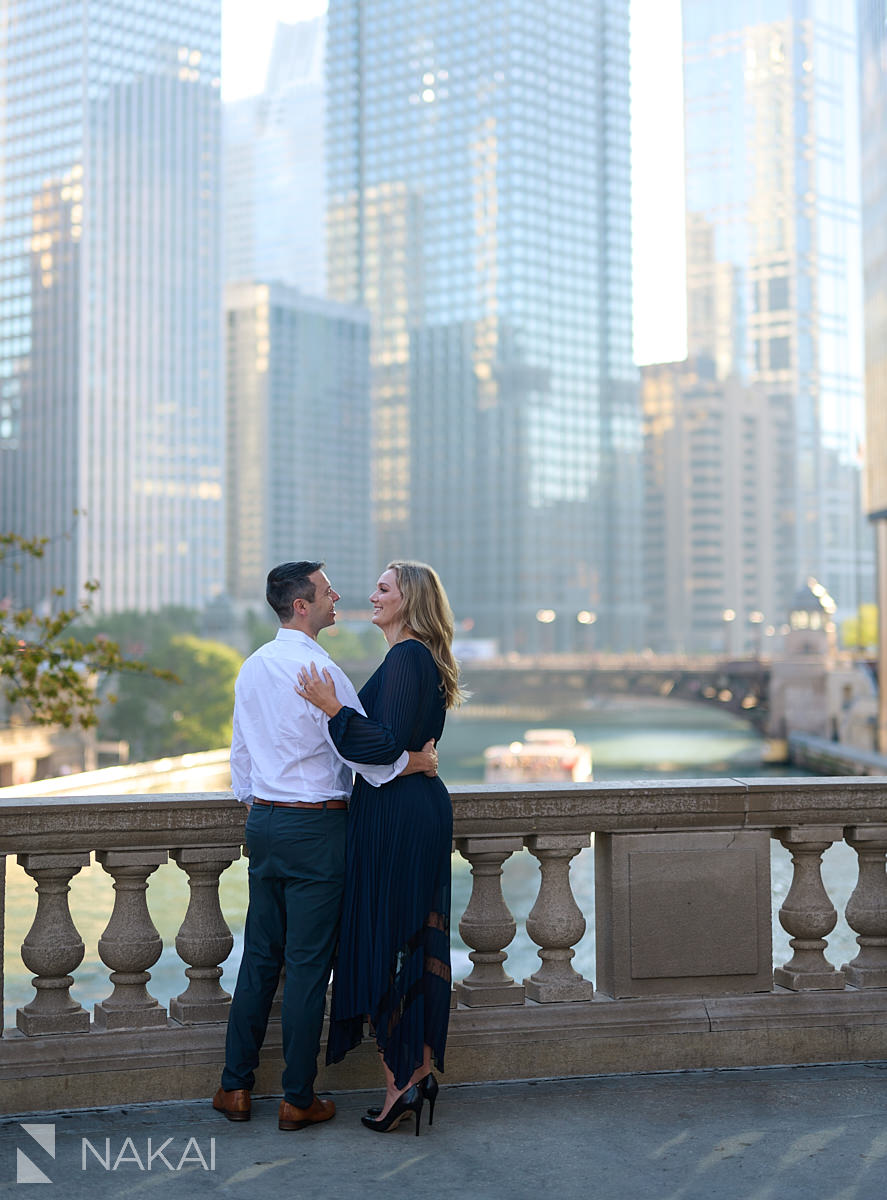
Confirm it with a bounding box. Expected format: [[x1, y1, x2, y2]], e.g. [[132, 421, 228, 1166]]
[[213, 559, 461, 1134]]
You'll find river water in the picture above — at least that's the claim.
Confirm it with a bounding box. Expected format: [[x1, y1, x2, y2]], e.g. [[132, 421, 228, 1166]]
[[2, 700, 861, 1027]]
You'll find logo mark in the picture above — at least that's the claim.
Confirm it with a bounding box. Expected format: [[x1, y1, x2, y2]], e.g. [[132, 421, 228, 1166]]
[[17, 1124, 55, 1185]]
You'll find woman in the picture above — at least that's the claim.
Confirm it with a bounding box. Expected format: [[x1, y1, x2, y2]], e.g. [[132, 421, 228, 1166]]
[[295, 560, 462, 1133]]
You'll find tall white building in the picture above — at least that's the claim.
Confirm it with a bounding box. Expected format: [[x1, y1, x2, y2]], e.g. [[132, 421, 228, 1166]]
[[223, 18, 326, 295], [643, 360, 776, 653], [0, 0, 224, 612]]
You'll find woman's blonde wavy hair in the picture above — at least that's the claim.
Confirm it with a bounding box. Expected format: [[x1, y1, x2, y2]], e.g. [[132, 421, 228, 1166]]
[[387, 560, 465, 710]]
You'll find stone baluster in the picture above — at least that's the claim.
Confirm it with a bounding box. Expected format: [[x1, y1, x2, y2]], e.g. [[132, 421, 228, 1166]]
[[169, 847, 241, 1023], [94, 850, 168, 1029], [773, 827, 844, 991], [842, 826, 887, 987], [455, 837, 525, 1006], [16, 852, 91, 1035], [523, 835, 594, 1002]]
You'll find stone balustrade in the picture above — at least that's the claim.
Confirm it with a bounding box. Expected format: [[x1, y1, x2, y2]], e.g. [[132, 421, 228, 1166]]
[[2, 777, 887, 1113]]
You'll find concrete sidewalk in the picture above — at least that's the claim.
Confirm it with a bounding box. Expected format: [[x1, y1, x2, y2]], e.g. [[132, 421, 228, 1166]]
[[0, 1063, 885, 1199]]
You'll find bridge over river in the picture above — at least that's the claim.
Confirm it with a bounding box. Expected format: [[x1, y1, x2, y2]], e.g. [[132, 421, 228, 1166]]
[[454, 653, 773, 730]]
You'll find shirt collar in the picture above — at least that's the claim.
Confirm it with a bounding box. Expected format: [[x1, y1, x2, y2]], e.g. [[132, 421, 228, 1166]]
[[275, 628, 331, 659]]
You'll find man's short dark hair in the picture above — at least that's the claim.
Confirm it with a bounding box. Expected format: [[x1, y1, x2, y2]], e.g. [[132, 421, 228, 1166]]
[[266, 561, 324, 622]]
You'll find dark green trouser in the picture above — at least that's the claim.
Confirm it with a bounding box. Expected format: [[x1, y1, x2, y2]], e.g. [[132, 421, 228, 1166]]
[[221, 804, 347, 1107]]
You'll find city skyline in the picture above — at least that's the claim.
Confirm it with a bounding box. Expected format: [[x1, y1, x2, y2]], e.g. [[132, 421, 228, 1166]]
[[326, 0, 643, 652], [0, 0, 877, 652], [220, 0, 688, 369]]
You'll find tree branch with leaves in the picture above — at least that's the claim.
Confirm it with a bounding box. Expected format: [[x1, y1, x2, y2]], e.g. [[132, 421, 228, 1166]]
[[0, 532, 176, 729]]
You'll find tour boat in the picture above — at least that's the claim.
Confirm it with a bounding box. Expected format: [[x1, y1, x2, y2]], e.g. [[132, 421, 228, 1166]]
[[483, 729, 593, 783]]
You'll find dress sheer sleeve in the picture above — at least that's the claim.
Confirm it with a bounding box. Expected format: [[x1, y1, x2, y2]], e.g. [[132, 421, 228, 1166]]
[[327, 641, 427, 764]]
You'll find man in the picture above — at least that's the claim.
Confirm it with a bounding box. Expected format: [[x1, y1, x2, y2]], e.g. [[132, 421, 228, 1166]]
[[213, 561, 437, 1131]]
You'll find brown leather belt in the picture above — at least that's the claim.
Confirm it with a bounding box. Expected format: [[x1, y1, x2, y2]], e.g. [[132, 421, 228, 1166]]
[[253, 797, 348, 811]]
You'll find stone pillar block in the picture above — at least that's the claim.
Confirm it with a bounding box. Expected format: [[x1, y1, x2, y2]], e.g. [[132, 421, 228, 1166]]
[[595, 830, 772, 999]]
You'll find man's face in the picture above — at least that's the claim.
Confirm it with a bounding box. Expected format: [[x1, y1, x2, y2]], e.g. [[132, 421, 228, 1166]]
[[302, 570, 340, 635]]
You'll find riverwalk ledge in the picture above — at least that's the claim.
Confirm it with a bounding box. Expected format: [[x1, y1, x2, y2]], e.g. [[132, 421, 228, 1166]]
[[2, 777, 887, 1115]]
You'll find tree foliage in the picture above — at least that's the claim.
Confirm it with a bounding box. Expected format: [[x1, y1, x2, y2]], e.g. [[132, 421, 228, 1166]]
[[98, 632, 242, 760], [244, 607, 278, 654], [319, 622, 387, 662], [0, 532, 175, 729]]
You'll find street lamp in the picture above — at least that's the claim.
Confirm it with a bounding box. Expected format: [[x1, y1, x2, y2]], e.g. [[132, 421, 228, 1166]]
[[576, 610, 596, 658], [748, 610, 765, 659], [535, 608, 556, 655], [721, 608, 736, 657]]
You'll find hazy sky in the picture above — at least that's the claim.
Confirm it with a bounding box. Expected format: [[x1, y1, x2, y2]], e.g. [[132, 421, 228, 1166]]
[[221, 0, 687, 365]]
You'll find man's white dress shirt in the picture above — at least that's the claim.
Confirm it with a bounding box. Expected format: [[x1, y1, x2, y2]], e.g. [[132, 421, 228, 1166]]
[[230, 628, 407, 805]]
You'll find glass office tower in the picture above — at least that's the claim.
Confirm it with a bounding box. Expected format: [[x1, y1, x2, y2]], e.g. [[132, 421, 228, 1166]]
[[327, 0, 642, 651], [225, 283, 373, 610], [224, 17, 326, 295], [0, 1, 223, 612], [683, 0, 871, 620], [859, 0, 887, 747]]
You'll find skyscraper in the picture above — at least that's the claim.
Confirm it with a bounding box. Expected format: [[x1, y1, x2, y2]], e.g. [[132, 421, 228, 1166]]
[[683, 0, 871, 620], [858, 0, 887, 748], [225, 282, 372, 609], [0, 1, 223, 612], [326, 0, 642, 652], [642, 359, 775, 653], [223, 18, 326, 295]]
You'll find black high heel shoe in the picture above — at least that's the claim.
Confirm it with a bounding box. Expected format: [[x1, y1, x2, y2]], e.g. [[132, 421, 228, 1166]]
[[361, 1085, 424, 1135], [421, 1072, 439, 1126], [366, 1072, 439, 1124]]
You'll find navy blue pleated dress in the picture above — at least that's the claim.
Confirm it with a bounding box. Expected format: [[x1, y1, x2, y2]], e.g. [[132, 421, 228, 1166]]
[[325, 638, 451, 1089]]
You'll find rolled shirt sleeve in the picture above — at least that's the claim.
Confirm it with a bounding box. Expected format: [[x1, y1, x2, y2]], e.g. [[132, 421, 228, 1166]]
[[229, 696, 254, 805]]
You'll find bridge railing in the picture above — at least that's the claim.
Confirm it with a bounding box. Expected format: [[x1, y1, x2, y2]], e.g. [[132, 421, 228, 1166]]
[[2, 778, 887, 1112]]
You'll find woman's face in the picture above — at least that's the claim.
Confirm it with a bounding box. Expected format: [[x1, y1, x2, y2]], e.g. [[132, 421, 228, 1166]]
[[370, 568, 403, 633]]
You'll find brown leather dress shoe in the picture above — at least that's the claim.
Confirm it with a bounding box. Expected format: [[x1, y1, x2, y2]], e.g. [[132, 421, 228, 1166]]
[[213, 1087, 251, 1121], [278, 1095, 336, 1131]]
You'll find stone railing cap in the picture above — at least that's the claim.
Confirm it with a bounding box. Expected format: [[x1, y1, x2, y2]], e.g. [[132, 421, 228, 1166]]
[[2, 779, 887, 850]]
